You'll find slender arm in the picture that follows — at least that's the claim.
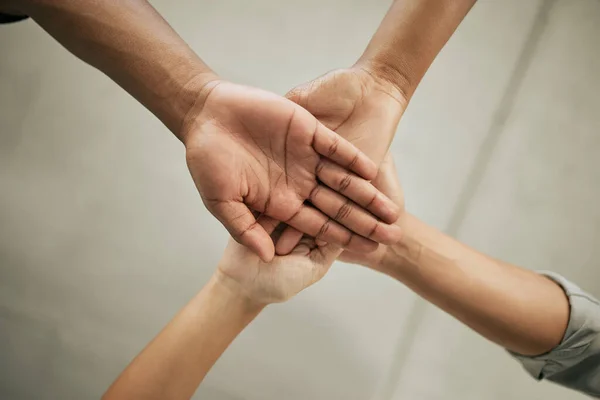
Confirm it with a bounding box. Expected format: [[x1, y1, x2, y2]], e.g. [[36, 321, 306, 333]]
[[4, 0, 216, 139], [357, 0, 477, 100], [102, 273, 263, 400], [379, 213, 570, 356]]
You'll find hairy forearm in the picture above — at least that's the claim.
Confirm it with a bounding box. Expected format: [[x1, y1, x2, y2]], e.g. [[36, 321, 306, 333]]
[[11, 0, 216, 139], [103, 273, 263, 400], [379, 213, 569, 356], [357, 0, 476, 100]]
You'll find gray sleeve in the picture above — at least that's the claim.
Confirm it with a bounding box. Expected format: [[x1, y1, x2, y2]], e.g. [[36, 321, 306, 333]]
[[510, 272, 600, 398]]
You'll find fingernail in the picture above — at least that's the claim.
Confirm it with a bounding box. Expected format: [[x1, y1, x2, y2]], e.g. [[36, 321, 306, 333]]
[[382, 203, 400, 224]]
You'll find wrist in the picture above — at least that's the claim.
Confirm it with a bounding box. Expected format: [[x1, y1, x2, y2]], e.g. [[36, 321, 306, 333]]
[[169, 71, 221, 144], [210, 269, 268, 313], [353, 57, 412, 106], [377, 214, 419, 280]]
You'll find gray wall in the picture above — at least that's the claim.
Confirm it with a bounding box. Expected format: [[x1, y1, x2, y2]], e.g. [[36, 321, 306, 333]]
[[1, 1, 598, 399]]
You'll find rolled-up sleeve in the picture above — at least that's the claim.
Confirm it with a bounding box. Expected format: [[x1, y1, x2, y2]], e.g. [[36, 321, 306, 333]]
[[510, 272, 600, 397]]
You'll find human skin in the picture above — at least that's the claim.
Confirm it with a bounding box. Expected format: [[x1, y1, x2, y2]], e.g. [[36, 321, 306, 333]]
[[1, 0, 403, 261], [103, 217, 340, 400], [340, 155, 569, 357], [277, 0, 478, 253]]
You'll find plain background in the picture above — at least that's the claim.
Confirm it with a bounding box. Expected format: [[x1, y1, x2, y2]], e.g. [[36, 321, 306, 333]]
[[1, 0, 599, 399]]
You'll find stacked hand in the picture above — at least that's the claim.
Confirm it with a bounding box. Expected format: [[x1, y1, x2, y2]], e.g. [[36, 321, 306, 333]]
[[216, 152, 403, 306], [214, 66, 409, 305], [181, 79, 403, 261], [273, 67, 408, 254]]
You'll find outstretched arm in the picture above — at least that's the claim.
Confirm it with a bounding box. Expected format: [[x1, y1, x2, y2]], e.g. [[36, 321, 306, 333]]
[[279, 0, 476, 253], [102, 274, 262, 400], [287, 0, 477, 167], [3, 0, 402, 261], [341, 156, 569, 356], [357, 0, 477, 101], [341, 157, 600, 397], [4, 0, 214, 137], [380, 214, 570, 356], [103, 216, 341, 399]]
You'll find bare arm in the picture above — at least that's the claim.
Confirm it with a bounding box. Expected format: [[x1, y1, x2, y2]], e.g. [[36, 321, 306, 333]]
[[103, 274, 262, 400], [350, 0, 570, 359], [3, 0, 215, 138], [278, 0, 477, 253], [340, 157, 570, 356], [103, 216, 340, 399], [383, 213, 569, 356], [357, 0, 477, 100], [2, 0, 402, 260]]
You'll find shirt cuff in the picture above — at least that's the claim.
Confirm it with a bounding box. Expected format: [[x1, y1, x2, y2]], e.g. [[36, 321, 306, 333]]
[[509, 271, 600, 380]]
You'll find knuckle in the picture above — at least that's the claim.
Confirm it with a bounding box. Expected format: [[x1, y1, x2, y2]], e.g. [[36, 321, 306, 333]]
[[339, 173, 353, 193], [347, 152, 360, 171], [316, 219, 331, 240], [334, 200, 353, 222], [327, 136, 340, 158], [365, 192, 378, 209], [284, 207, 303, 223], [309, 185, 321, 201], [342, 232, 353, 247], [368, 221, 380, 240], [315, 158, 326, 175]]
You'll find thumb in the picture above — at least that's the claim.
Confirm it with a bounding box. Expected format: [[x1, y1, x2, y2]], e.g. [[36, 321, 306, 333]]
[[208, 199, 275, 262]]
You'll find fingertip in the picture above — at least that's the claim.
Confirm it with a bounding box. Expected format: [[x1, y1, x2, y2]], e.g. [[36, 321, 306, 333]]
[[360, 157, 379, 181], [260, 248, 275, 263], [243, 224, 275, 262], [380, 202, 401, 224], [275, 226, 304, 256], [379, 223, 402, 245], [256, 239, 275, 262]]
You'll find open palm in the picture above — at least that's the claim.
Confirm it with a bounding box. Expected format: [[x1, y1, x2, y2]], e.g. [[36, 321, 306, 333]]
[[182, 81, 402, 261]]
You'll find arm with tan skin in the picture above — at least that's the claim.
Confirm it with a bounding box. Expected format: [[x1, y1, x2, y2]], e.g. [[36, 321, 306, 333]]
[[103, 217, 341, 400], [277, 0, 477, 252], [340, 156, 569, 357], [0, 0, 402, 261], [356, 0, 478, 101], [287, 0, 478, 164]]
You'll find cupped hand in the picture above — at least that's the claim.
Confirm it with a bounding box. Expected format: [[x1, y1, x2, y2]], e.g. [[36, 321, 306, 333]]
[[216, 215, 340, 305], [276, 67, 408, 254]]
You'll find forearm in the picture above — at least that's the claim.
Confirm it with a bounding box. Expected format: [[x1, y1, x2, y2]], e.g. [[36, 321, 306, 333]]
[[379, 213, 569, 356], [103, 272, 263, 400], [357, 0, 476, 100], [11, 0, 216, 139]]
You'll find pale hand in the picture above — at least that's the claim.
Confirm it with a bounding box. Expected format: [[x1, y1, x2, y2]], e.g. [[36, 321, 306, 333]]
[[216, 216, 339, 305], [182, 81, 402, 262], [276, 67, 408, 254]]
